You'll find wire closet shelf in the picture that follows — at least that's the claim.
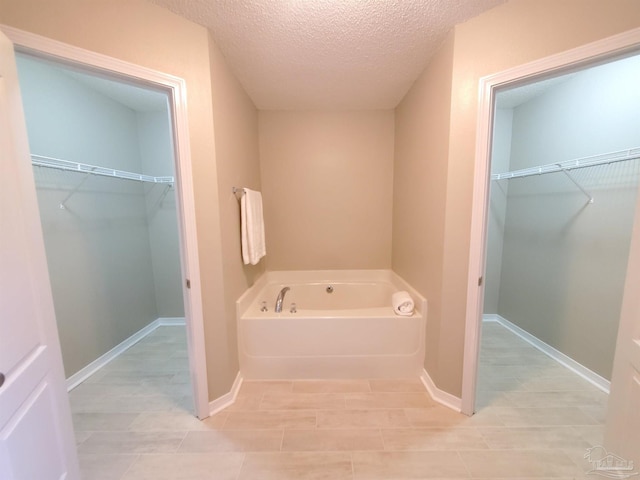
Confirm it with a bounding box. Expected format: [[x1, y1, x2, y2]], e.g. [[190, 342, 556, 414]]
[[491, 147, 640, 181], [31, 154, 175, 184]]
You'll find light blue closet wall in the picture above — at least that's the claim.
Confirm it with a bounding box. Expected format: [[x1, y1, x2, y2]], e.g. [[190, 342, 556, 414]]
[[485, 54, 640, 380]]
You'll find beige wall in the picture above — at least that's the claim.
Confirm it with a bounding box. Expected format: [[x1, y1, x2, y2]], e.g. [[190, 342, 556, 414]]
[[259, 111, 394, 270], [0, 0, 236, 400], [393, 32, 455, 378], [208, 37, 263, 393], [394, 0, 640, 397]]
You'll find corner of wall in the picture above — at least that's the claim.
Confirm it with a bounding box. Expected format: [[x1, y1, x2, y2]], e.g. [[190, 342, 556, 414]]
[[207, 30, 263, 399], [392, 28, 456, 395]]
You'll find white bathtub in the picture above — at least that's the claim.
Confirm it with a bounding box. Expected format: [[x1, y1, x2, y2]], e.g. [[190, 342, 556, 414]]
[[236, 270, 427, 379]]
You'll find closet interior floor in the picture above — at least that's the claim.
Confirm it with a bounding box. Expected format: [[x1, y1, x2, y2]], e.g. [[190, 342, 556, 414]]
[[73, 323, 608, 479]]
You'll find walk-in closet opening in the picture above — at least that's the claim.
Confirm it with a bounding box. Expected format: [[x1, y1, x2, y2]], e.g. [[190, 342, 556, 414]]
[[15, 52, 196, 418], [478, 52, 640, 412]]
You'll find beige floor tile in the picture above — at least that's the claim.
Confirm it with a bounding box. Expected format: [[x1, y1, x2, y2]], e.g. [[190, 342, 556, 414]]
[[345, 392, 434, 409], [282, 428, 384, 451], [238, 452, 353, 480], [476, 376, 523, 392], [179, 429, 283, 452], [563, 445, 603, 478], [368, 379, 426, 392], [494, 407, 600, 426], [405, 406, 505, 427], [260, 392, 346, 410], [479, 426, 592, 450], [121, 453, 244, 480], [571, 425, 605, 446], [101, 356, 188, 373], [134, 383, 194, 397], [78, 453, 139, 480], [317, 409, 411, 429], [515, 375, 595, 392], [240, 380, 294, 395], [382, 427, 489, 450], [117, 350, 174, 361], [70, 381, 193, 400], [504, 390, 608, 408], [83, 371, 176, 386], [225, 393, 264, 411], [77, 431, 185, 454], [70, 316, 613, 479], [475, 391, 515, 408], [224, 410, 317, 429], [478, 363, 575, 379], [293, 379, 371, 393], [480, 344, 538, 355], [70, 393, 192, 414], [579, 405, 608, 423], [459, 449, 581, 478], [170, 349, 189, 359], [73, 412, 138, 431], [128, 412, 215, 431], [75, 431, 92, 445], [69, 383, 146, 398], [201, 411, 229, 429], [169, 371, 193, 384], [352, 451, 469, 479]]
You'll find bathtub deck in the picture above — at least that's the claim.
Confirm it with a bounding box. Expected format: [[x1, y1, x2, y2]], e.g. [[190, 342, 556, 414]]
[[74, 323, 606, 479]]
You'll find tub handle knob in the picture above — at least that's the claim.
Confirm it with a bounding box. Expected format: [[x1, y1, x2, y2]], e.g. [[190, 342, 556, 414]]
[[290, 302, 297, 314], [326, 286, 334, 293], [260, 301, 268, 312]]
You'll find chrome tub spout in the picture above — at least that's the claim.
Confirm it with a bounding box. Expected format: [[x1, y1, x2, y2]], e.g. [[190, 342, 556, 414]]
[[275, 286, 290, 313]]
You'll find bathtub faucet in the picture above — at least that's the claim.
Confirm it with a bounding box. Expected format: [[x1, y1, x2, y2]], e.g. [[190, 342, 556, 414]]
[[275, 286, 290, 313]]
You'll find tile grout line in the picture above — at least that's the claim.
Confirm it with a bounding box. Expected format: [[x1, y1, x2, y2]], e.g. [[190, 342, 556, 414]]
[[234, 452, 247, 480], [350, 451, 356, 480], [116, 453, 141, 480], [454, 450, 473, 479]]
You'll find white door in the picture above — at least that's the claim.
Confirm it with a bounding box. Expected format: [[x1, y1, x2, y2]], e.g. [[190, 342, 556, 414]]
[[0, 31, 80, 480], [604, 181, 640, 466]]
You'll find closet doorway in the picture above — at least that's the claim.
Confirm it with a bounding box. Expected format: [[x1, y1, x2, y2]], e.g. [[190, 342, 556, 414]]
[[479, 51, 640, 403], [462, 30, 640, 415], [8, 28, 209, 419], [462, 29, 640, 458]]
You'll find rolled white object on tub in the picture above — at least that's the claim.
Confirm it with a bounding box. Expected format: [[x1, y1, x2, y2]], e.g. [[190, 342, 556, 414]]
[[392, 291, 414, 316]]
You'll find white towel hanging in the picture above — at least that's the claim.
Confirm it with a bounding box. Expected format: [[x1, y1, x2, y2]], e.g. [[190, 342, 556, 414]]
[[241, 188, 266, 265]]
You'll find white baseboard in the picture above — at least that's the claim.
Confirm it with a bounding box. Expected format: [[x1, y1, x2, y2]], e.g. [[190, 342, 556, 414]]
[[483, 314, 610, 394], [65, 316, 185, 391], [157, 317, 186, 326], [420, 369, 462, 412], [209, 372, 243, 416]]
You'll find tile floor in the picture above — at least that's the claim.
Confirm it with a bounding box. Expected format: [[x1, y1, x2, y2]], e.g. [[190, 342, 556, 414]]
[[72, 323, 608, 479]]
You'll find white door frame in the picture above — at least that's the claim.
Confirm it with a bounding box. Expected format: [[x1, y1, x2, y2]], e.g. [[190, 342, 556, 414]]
[[461, 27, 640, 416], [0, 25, 210, 419]]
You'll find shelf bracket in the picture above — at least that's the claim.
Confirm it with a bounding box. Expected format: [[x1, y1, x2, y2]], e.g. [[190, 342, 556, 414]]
[[557, 164, 594, 204], [58, 171, 93, 209]]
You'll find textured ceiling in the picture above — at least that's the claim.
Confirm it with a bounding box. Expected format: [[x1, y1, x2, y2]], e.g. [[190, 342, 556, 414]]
[[149, 0, 506, 110]]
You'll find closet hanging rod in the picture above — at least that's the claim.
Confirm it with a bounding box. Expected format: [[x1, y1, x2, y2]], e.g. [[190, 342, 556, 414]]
[[491, 147, 640, 181], [31, 154, 175, 184]]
